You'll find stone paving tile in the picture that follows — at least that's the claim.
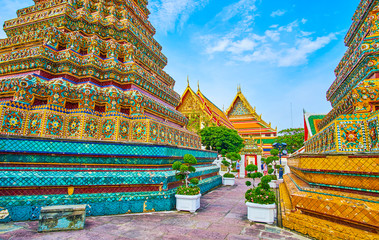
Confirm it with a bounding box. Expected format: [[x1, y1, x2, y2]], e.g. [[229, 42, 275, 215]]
[[0, 178, 310, 240]]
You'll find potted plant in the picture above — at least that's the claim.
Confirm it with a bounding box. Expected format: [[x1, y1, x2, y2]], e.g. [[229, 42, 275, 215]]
[[245, 175, 276, 224], [172, 154, 201, 213], [221, 152, 241, 186]]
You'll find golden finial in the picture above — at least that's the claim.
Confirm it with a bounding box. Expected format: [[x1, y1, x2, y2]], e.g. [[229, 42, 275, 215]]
[[197, 80, 200, 92], [187, 75, 190, 87], [237, 84, 241, 93]]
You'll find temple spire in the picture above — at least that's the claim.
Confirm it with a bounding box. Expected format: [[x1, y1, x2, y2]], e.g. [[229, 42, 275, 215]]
[[187, 75, 190, 87], [197, 80, 200, 92]]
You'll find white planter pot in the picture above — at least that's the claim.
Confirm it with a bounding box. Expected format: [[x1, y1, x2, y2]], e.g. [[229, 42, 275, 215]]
[[175, 194, 201, 213], [246, 202, 276, 224], [269, 180, 278, 189], [222, 177, 236, 186]]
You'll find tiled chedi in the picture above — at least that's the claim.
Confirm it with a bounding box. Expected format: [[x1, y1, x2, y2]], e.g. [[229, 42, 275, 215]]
[[0, 0, 221, 222], [281, 1, 379, 239]]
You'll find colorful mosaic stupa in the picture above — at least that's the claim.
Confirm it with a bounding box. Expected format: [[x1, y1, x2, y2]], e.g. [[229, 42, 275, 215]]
[[226, 86, 277, 156], [0, 0, 221, 222], [280, 1, 378, 239]]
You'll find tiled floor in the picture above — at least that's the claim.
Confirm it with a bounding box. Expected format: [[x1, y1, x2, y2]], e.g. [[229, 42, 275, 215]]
[[0, 178, 309, 240]]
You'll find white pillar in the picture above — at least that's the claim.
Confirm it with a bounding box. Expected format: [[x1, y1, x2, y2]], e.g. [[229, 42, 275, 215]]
[[239, 154, 246, 178], [257, 155, 262, 173]]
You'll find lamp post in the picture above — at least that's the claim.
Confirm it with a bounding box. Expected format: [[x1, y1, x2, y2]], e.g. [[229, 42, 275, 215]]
[[272, 142, 287, 179]]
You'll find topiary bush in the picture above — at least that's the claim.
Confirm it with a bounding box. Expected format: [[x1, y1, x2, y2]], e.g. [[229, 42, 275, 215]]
[[245, 164, 264, 186], [172, 154, 200, 195], [246, 164, 258, 172], [176, 185, 200, 195], [245, 186, 276, 204], [223, 173, 235, 178]]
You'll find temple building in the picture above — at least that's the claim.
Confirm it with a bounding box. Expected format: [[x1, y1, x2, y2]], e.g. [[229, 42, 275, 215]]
[[280, 1, 378, 239], [303, 110, 325, 141], [0, 0, 220, 222], [226, 86, 277, 157], [176, 80, 235, 132]]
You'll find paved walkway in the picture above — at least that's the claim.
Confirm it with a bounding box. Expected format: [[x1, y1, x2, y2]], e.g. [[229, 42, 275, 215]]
[[0, 179, 309, 240]]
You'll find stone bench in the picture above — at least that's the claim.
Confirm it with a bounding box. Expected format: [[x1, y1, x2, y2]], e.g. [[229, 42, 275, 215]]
[[38, 204, 86, 232]]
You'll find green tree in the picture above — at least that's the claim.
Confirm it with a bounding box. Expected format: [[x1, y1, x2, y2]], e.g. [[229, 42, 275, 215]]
[[274, 128, 304, 153], [199, 126, 244, 154]]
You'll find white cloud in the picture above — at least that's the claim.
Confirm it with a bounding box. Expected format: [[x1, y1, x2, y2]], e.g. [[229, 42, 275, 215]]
[[206, 39, 230, 54], [218, 0, 257, 22], [202, 15, 337, 67], [238, 33, 337, 67], [300, 31, 313, 37], [196, 0, 337, 68], [277, 33, 337, 66], [271, 9, 286, 17], [278, 20, 299, 32], [148, 0, 209, 34], [202, 0, 259, 55], [227, 38, 257, 54], [265, 30, 280, 41]]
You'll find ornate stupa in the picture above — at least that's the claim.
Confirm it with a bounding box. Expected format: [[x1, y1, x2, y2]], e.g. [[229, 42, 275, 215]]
[[0, 0, 220, 222], [281, 1, 378, 239]]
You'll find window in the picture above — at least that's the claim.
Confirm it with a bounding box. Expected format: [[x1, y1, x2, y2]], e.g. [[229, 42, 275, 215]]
[[33, 98, 47, 106], [65, 101, 79, 109], [120, 107, 130, 115], [94, 104, 106, 112]]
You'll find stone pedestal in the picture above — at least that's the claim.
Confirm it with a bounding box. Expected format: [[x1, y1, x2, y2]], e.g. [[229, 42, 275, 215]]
[[38, 205, 86, 232]]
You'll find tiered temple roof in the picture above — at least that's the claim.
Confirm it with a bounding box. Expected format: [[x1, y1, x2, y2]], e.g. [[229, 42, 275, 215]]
[[226, 87, 277, 156], [176, 80, 235, 132], [303, 111, 326, 141]]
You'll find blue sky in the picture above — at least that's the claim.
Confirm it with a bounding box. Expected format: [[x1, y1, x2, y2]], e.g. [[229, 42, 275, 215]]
[[0, 0, 360, 130]]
